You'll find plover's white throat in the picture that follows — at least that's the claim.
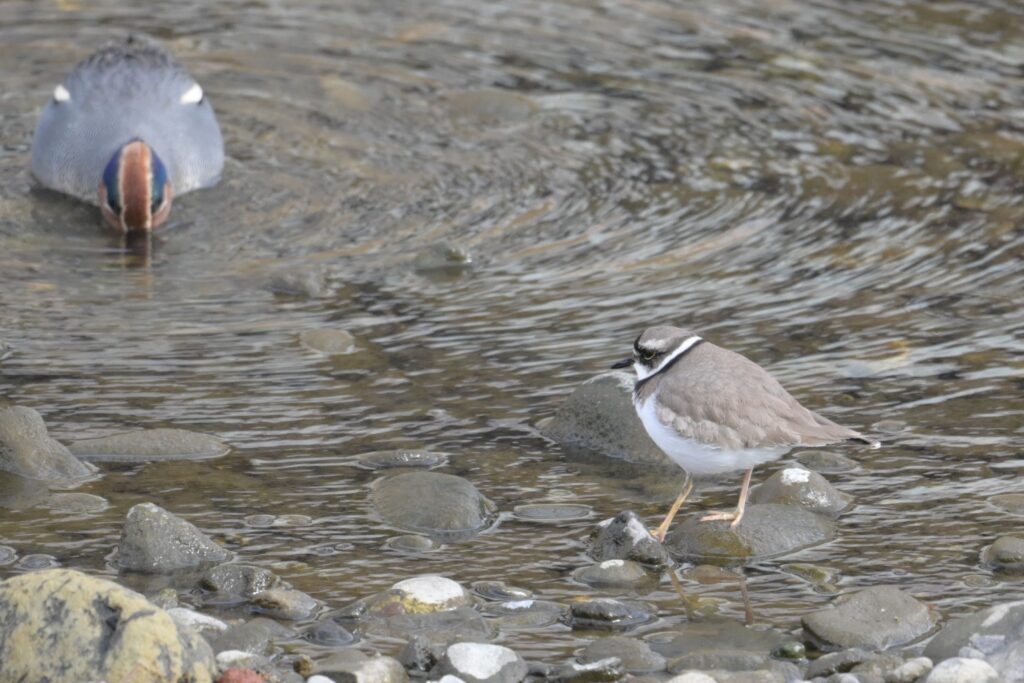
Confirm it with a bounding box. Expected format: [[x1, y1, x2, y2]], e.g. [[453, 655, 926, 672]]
[[612, 325, 878, 540]]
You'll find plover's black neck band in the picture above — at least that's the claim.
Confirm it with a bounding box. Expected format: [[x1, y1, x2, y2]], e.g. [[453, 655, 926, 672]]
[[634, 338, 704, 398]]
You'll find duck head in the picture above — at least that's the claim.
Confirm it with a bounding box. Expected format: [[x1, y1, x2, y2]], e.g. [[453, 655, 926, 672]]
[[99, 140, 172, 233]]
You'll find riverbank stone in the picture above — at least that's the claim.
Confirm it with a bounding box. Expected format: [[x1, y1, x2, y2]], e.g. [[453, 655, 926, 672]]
[[590, 510, 670, 566], [543, 371, 669, 465], [923, 599, 1024, 682], [114, 502, 232, 572], [0, 405, 95, 481], [802, 586, 938, 651], [748, 467, 852, 517], [372, 471, 496, 539], [438, 642, 528, 683], [665, 504, 834, 564], [68, 428, 229, 462], [0, 568, 215, 682], [580, 636, 667, 673]]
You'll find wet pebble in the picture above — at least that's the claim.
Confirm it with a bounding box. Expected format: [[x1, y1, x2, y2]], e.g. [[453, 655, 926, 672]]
[[514, 503, 593, 522], [580, 635, 666, 673], [299, 329, 357, 354], [885, 656, 933, 683], [990, 493, 1024, 516], [472, 580, 532, 601], [802, 586, 938, 651], [568, 598, 653, 631], [383, 534, 442, 553], [42, 492, 109, 514], [16, 553, 59, 569], [795, 449, 859, 473], [302, 619, 356, 647], [201, 563, 282, 598], [314, 649, 410, 682], [209, 618, 285, 655], [372, 471, 496, 539], [438, 642, 528, 683], [980, 535, 1024, 572], [590, 510, 669, 567], [0, 546, 17, 565], [924, 658, 1000, 683], [413, 240, 474, 275], [243, 513, 310, 528], [68, 428, 229, 462], [447, 88, 537, 123], [251, 588, 319, 620], [646, 619, 788, 664], [554, 657, 624, 682], [168, 606, 229, 635], [483, 599, 565, 630], [748, 467, 852, 517], [682, 564, 743, 584], [573, 559, 659, 589], [266, 268, 328, 298], [357, 449, 448, 470]]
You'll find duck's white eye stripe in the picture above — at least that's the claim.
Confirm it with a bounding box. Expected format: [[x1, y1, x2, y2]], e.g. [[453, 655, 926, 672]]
[[53, 84, 70, 102], [181, 83, 203, 104]]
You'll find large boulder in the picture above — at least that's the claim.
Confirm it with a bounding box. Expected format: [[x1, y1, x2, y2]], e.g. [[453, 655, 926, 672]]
[[0, 406, 95, 481], [0, 568, 214, 682], [543, 371, 669, 465], [372, 471, 496, 539], [802, 586, 939, 651], [114, 502, 232, 573], [68, 428, 229, 462], [665, 504, 834, 564]]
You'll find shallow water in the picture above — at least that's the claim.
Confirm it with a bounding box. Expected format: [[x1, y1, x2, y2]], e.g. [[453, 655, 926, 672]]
[[1, 0, 1023, 667]]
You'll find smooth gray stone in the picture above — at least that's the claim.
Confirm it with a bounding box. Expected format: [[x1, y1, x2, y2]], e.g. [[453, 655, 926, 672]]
[[573, 559, 660, 590], [316, 649, 409, 682], [0, 406, 95, 481], [802, 586, 938, 651], [543, 371, 670, 465], [200, 563, 281, 597], [590, 510, 670, 567], [208, 618, 282, 655], [569, 598, 653, 631], [251, 588, 319, 620], [580, 636, 666, 673], [980, 535, 1024, 572], [923, 599, 1024, 683], [438, 642, 528, 683], [748, 467, 852, 517], [666, 504, 834, 564], [372, 471, 496, 540], [114, 502, 231, 573], [924, 658, 1000, 683], [68, 428, 229, 462]]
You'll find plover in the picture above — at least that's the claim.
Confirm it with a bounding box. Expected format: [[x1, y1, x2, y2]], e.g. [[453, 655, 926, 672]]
[[612, 325, 878, 540]]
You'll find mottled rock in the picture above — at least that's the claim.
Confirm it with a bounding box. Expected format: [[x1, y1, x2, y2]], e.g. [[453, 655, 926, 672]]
[[251, 588, 319, 620], [0, 406, 95, 480], [981, 535, 1024, 572], [802, 586, 938, 651], [438, 642, 528, 683], [590, 511, 670, 566], [568, 598, 653, 631], [884, 657, 933, 683], [316, 649, 409, 683], [924, 658, 1000, 683], [666, 504, 834, 564], [208, 618, 284, 655], [300, 329, 357, 354], [580, 636, 666, 673], [218, 668, 267, 683], [923, 599, 1024, 682], [0, 568, 214, 682], [372, 471, 496, 539], [573, 559, 659, 589], [543, 371, 669, 465], [365, 575, 474, 616], [114, 502, 231, 572], [201, 563, 281, 597], [68, 428, 229, 462], [748, 467, 852, 517]]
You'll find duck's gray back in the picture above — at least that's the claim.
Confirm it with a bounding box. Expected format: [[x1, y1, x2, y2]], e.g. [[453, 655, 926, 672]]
[[31, 35, 223, 203]]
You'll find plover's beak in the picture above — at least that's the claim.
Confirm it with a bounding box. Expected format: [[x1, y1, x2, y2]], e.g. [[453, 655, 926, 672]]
[[611, 358, 633, 369]]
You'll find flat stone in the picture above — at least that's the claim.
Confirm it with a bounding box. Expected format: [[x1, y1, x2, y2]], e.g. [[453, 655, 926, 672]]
[[590, 511, 670, 566], [580, 635, 666, 673], [168, 606, 228, 635], [646, 620, 789, 671], [438, 642, 528, 683], [552, 657, 624, 682], [666, 504, 834, 564], [924, 658, 1000, 683], [748, 467, 852, 517], [68, 428, 229, 462], [573, 559, 659, 589], [543, 371, 670, 465], [0, 568, 214, 682], [795, 450, 858, 472], [356, 450, 448, 470], [114, 502, 232, 573], [481, 599, 565, 631], [980, 535, 1024, 572], [303, 619, 357, 647], [568, 598, 653, 631], [802, 586, 938, 651], [372, 471, 496, 540], [300, 329, 357, 354], [0, 406, 95, 481]]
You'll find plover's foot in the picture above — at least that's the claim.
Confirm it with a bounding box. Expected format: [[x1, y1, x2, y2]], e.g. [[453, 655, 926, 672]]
[[699, 510, 736, 523]]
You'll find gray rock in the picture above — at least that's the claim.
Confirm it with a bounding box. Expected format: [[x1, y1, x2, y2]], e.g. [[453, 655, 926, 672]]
[[316, 649, 409, 683], [114, 502, 232, 573], [300, 329, 357, 354], [68, 428, 229, 462], [267, 268, 328, 298], [580, 636, 666, 673], [590, 511, 670, 566], [981, 535, 1024, 572], [167, 606, 228, 636], [438, 642, 528, 683], [303, 619, 356, 646], [413, 240, 474, 275], [668, 651, 769, 673], [201, 563, 281, 597], [208, 618, 281, 655], [666, 674, 717, 683], [573, 559, 660, 589], [553, 657, 625, 682], [748, 467, 852, 517], [923, 599, 1024, 682], [647, 620, 789, 671], [398, 635, 446, 674], [0, 568, 214, 682], [447, 89, 538, 123], [482, 599, 566, 631], [666, 504, 834, 564], [802, 586, 938, 651], [360, 605, 494, 643], [251, 587, 319, 620], [884, 657, 933, 683], [568, 598, 653, 631], [543, 371, 669, 465], [0, 406, 95, 481], [851, 652, 913, 679], [795, 450, 858, 472], [924, 658, 1000, 683], [372, 471, 496, 539], [701, 670, 788, 683], [806, 649, 875, 677], [356, 449, 448, 470]]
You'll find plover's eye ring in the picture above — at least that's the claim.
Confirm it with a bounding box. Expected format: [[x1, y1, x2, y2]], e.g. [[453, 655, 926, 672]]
[[640, 349, 657, 362]]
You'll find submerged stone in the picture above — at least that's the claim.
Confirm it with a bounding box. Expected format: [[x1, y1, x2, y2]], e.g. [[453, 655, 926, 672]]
[[69, 428, 229, 462], [0, 406, 96, 481], [543, 372, 669, 465], [356, 449, 448, 470], [471, 580, 532, 602], [666, 504, 834, 564], [748, 467, 852, 517], [802, 586, 938, 651], [482, 599, 564, 630], [980, 535, 1024, 572], [568, 598, 653, 631], [201, 563, 281, 598], [646, 619, 789, 666], [514, 503, 592, 522], [580, 635, 667, 673], [372, 471, 496, 539], [114, 502, 231, 573], [251, 588, 319, 620], [573, 559, 660, 589]]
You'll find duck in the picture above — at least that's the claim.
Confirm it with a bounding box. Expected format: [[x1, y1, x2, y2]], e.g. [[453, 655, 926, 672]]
[[30, 35, 224, 233]]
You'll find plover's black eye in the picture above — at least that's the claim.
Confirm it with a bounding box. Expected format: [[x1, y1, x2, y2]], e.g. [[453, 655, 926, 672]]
[[640, 348, 657, 362]]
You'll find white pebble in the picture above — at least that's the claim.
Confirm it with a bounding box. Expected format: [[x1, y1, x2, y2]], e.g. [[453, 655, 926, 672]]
[[925, 657, 1000, 683], [885, 656, 932, 683], [393, 575, 465, 604], [307, 677, 338, 683], [446, 642, 519, 679], [666, 673, 717, 683]]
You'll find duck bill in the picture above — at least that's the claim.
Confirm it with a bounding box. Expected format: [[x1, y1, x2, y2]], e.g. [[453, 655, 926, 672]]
[[611, 358, 633, 369]]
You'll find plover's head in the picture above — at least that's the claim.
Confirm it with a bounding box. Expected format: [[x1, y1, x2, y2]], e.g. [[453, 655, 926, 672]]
[[612, 325, 702, 380]]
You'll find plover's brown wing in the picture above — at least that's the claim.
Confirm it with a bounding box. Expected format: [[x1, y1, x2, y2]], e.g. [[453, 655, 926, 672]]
[[654, 342, 876, 450]]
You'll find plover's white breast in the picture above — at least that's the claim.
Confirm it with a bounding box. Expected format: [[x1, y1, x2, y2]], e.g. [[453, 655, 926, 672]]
[[635, 395, 787, 476]]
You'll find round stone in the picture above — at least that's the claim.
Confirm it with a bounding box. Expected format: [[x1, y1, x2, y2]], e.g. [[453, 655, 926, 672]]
[[356, 450, 448, 470], [299, 329, 357, 354], [573, 559, 658, 589], [513, 503, 592, 522]]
